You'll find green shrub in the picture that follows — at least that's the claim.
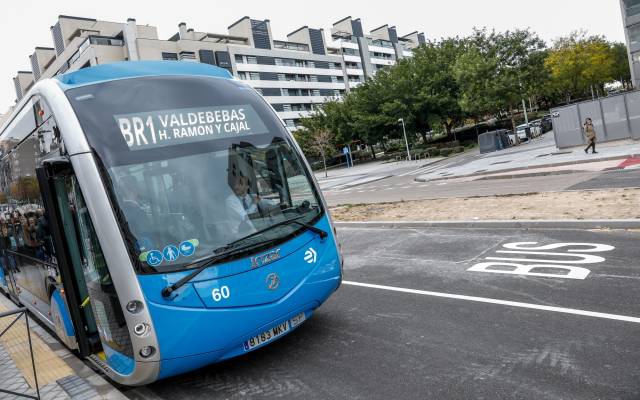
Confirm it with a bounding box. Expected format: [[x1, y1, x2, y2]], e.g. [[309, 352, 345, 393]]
[[454, 146, 465, 153], [440, 148, 453, 157], [426, 148, 440, 157], [462, 141, 476, 148]]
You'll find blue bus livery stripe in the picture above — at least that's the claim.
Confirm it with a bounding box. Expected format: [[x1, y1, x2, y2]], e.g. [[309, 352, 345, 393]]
[[51, 288, 75, 337], [102, 342, 136, 376], [55, 61, 233, 88]]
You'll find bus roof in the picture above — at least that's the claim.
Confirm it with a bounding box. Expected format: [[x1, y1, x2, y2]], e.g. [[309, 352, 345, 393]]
[[55, 61, 233, 88]]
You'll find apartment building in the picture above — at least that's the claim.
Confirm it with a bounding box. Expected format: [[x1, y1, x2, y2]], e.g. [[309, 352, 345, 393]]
[[330, 17, 424, 88], [10, 15, 424, 130], [621, 0, 640, 88]]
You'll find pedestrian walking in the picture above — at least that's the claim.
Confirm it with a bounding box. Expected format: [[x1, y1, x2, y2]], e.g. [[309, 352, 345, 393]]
[[583, 118, 597, 154]]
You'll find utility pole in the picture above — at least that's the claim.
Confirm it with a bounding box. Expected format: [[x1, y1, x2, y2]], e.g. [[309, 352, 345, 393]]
[[398, 118, 411, 161]]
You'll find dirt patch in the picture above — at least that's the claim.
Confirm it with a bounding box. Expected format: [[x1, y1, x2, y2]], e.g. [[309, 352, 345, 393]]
[[329, 188, 640, 222]]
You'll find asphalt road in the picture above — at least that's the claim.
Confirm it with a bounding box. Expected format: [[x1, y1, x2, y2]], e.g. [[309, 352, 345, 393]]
[[569, 168, 640, 190], [124, 226, 640, 400], [323, 169, 640, 206]]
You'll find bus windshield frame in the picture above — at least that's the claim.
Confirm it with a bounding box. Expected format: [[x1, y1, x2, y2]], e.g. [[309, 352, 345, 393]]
[[65, 75, 324, 275]]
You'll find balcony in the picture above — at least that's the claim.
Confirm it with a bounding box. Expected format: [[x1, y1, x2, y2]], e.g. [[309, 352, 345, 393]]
[[273, 40, 310, 52]]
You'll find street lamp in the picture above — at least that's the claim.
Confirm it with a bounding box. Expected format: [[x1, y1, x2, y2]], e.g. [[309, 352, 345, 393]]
[[398, 118, 411, 161]]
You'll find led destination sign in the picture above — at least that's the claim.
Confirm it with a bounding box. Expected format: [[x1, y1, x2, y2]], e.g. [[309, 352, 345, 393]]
[[114, 104, 269, 151]]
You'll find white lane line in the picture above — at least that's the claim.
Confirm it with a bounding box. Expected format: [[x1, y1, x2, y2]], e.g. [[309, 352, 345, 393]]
[[398, 162, 455, 177], [342, 281, 640, 324]]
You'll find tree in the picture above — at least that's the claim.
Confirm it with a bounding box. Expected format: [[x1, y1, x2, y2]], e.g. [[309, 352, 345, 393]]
[[308, 130, 334, 178], [455, 28, 547, 142], [296, 112, 336, 177], [411, 38, 468, 140], [10, 176, 39, 202], [545, 31, 617, 102], [611, 42, 632, 89]]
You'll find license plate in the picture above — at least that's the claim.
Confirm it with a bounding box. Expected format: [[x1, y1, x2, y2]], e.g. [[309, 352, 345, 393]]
[[243, 312, 306, 351]]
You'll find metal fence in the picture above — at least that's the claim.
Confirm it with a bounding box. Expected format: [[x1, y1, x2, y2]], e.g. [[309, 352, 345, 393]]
[[550, 91, 640, 149], [0, 307, 40, 400]]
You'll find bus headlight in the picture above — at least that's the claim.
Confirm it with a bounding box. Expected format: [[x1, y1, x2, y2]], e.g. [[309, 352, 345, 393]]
[[126, 300, 144, 314], [139, 346, 156, 358]]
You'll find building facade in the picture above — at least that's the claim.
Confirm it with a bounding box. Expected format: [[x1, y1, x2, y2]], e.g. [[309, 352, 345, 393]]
[[621, 0, 640, 88], [9, 15, 424, 131]]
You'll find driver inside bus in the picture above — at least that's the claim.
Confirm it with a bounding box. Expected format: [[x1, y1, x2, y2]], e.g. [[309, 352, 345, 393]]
[[225, 175, 259, 235]]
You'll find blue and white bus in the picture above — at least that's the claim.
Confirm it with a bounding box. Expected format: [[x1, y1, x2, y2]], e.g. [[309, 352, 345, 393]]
[[0, 61, 342, 385]]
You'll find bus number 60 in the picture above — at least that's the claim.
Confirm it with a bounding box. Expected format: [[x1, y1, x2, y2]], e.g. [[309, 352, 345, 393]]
[[212, 286, 231, 302]]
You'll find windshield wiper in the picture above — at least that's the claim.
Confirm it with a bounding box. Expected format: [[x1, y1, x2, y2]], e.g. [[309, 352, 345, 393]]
[[161, 237, 280, 297], [160, 216, 328, 298], [225, 215, 327, 249]]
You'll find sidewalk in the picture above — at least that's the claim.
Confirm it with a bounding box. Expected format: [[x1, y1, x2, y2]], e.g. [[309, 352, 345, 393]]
[[415, 133, 640, 182], [0, 294, 126, 400]]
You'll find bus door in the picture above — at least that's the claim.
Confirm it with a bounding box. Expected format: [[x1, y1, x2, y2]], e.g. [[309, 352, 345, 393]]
[[40, 160, 135, 362], [37, 162, 100, 356]]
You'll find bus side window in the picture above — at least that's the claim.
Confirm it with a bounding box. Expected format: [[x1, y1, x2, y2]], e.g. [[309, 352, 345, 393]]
[[34, 99, 62, 158], [0, 96, 61, 308]]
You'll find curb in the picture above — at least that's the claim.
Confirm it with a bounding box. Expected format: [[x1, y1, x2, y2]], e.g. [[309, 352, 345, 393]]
[[414, 154, 637, 183], [335, 219, 640, 230]]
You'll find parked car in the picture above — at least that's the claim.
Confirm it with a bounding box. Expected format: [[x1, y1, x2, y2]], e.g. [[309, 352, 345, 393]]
[[528, 120, 544, 138], [508, 124, 529, 144]]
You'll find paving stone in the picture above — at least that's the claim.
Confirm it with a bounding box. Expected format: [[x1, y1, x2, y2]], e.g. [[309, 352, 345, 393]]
[[58, 375, 101, 400]]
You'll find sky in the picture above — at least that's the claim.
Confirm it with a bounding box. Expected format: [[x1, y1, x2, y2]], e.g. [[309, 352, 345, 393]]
[[0, 0, 627, 112]]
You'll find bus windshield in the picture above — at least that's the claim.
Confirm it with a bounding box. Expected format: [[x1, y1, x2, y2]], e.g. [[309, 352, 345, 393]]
[[66, 76, 323, 273]]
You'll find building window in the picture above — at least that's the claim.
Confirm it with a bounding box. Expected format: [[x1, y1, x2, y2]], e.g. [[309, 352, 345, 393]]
[[179, 51, 196, 61], [630, 23, 640, 47], [261, 88, 281, 96], [162, 52, 178, 61], [273, 40, 309, 52], [275, 57, 313, 68], [290, 103, 312, 112], [625, 0, 640, 17], [89, 36, 124, 46], [371, 52, 394, 60], [235, 54, 244, 63]]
